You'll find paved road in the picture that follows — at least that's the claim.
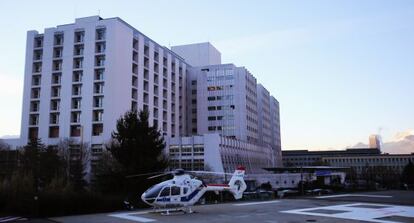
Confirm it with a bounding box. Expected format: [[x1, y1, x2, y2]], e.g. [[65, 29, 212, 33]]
[[51, 191, 414, 223], [2, 190, 400, 223]]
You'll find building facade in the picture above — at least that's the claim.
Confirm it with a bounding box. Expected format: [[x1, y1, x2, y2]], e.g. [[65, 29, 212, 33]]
[[322, 154, 414, 175], [20, 16, 188, 149], [17, 16, 282, 174], [167, 134, 273, 173], [282, 148, 381, 167], [184, 64, 259, 143]]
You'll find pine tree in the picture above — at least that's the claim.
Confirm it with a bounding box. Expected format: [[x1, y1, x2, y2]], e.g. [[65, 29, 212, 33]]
[[106, 109, 168, 194], [401, 161, 414, 185]]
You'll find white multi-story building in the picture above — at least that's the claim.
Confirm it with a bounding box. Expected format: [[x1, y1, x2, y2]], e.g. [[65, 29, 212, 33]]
[[20, 16, 188, 150], [184, 64, 259, 143], [167, 134, 273, 173], [168, 44, 282, 172], [270, 97, 282, 166], [17, 16, 282, 174]]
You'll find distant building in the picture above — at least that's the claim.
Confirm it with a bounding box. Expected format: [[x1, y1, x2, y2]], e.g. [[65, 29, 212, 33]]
[[282, 148, 380, 167], [322, 154, 414, 175], [369, 134, 382, 151]]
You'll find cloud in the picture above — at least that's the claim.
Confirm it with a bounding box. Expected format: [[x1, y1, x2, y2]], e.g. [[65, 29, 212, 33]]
[[382, 133, 414, 154], [394, 129, 414, 141], [351, 130, 414, 154]]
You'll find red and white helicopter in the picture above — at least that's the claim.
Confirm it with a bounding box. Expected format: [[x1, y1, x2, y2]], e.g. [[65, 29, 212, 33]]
[[130, 166, 247, 214]]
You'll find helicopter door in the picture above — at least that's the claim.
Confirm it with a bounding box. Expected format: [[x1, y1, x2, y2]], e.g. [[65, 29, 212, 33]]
[[170, 186, 181, 203], [158, 186, 171, 202]]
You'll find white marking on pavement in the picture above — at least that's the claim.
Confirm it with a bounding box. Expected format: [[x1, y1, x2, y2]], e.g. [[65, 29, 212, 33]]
[[234, 200, 280, 206], [281, 202, 414, 223], [316, 194, 392, 199], [109, 211, 156, 222], [0, 217, 22, 222]]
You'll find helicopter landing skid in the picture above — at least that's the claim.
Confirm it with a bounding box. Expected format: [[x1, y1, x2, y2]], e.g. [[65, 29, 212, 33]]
[[153, 207, 196, 215]]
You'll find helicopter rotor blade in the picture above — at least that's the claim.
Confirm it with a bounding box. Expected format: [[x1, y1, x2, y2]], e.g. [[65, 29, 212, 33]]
[[125, 171, 165, 178], [147, 172, 173, 179], [187, 170, 234, 176]]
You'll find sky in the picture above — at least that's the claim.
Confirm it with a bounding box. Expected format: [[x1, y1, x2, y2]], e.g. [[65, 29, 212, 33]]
[[0, 0, 413, 152]]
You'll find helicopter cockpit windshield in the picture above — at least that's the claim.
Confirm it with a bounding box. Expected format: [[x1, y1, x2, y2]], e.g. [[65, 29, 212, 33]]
[[144, 181, 169, 199]]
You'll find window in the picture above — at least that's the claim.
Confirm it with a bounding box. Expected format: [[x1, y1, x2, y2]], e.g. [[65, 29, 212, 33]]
[[53, 60, 62, 71], [29, 114, 39, 125], [94, 83, 104, 94], [73, 71, 82, 82], [207, 96, 215, 101], [95, 69, 104, 80], [72, 85, 81, 96], [92, 124, 103, 136], [49, 126, 59, 138], [71, 112, 81, 123], [95, 42, 105, 53], [50, 100, 60, 111], [208, 126, 216, 131], [208, 106, 216, 111], [31, 76, 41, 86], [34, 36, 43, 48], [51, 87, 60, 97], [28, 127, 38, 139], [193, 146, 204, 155], [95, 56, 105, 67], [50, 113, 59, 124], [191, 80, 197, 85], [72, 98, 81, 109], [94, 97, 103, 108], [208, 116, 216, 121], [54, 34, 64, 46], [73, 58, 83, 69], [30, 101, 39, 112], [74, 45, 84, 56], [93, 110, 103, 122], [181, 147, 192, 156], [171, 186, 180, 196], [159, 187, 170, 197], [96, 28, 106, 40], [51, 73, 61, 84], [33, 62, 42, 73], [70, 125, 81, 137], [74, 31, 84, 43], [33, 50, 42, 60]]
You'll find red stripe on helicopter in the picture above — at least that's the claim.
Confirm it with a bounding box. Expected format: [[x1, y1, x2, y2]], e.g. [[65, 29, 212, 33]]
[[207, 184, 229, 187]]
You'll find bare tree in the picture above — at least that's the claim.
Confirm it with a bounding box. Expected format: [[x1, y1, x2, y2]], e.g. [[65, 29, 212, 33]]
[[57, 138, 90, 191]]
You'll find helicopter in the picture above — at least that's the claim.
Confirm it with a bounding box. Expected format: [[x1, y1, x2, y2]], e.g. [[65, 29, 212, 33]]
[[129, 166, 247, 214]]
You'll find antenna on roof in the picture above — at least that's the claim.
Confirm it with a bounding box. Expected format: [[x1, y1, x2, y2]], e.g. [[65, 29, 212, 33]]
[[98, 9, 101, 17]]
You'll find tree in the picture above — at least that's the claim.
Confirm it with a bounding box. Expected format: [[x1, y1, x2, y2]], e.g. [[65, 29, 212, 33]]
[[401, 161, 414, 186], [106, 109, 168, 194], [57, 138, 89, 192], [19, 138, 64, 191], [0, 139, 10, 150]]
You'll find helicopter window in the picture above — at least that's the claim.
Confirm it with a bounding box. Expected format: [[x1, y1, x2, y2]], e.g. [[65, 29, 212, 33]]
[[182, 187, 189, 195], [159, 187, 171, 197], [144, 182, 168, 198], [171, 186, 180, 196]]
